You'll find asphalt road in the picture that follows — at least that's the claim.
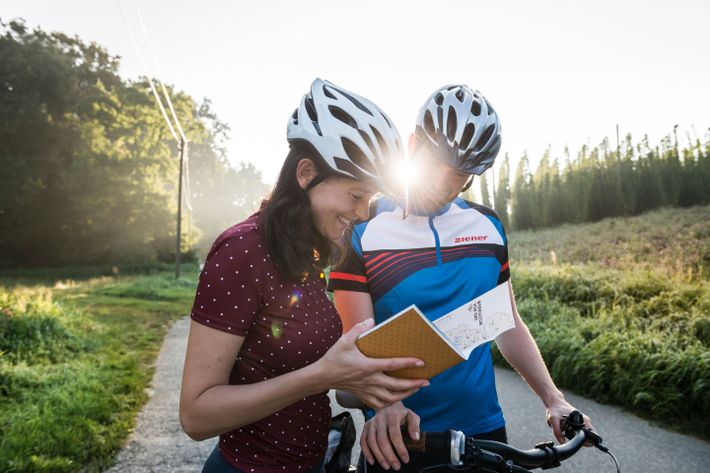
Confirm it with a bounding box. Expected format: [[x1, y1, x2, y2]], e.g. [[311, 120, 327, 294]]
[[104, 317, 710, 472]]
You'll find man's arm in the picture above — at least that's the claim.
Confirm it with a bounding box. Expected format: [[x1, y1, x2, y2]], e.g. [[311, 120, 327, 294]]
[[333, 289, 375, 334], [495, 280, 594, 443], [333, 289, 423, 470]]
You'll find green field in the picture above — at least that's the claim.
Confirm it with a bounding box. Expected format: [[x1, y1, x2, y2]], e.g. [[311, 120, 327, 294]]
[[0, 266, 198, 472], [0, 206, 709, 471], [502, 205, 710, 438]]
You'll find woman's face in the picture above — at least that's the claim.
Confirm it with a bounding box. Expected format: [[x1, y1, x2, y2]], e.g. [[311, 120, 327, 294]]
[[307, 176, 376, 242]]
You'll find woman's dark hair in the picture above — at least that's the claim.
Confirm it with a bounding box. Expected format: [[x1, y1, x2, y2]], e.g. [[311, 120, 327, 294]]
[[261, 143, 336, 281]]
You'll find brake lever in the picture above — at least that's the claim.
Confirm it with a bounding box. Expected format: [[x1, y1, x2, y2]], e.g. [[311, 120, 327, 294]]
[[561, 410, 609, 453]]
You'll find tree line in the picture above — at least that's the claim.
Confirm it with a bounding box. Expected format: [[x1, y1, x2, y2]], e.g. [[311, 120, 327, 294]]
[[3, 20, 708, 268], [478, 130, 710, 231], [0, 19, 268, 268]]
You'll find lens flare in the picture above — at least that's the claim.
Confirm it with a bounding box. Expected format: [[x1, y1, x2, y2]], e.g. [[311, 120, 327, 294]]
[[270, 321, 283, 339], [396, 158, 420, 187], [289, 290, 302, 307]]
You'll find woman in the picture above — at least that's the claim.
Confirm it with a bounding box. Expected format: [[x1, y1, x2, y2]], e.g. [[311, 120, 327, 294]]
[[180, 79, 429, 473]]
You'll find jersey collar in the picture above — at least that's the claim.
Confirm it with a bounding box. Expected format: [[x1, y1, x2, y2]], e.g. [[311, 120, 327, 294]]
[[396, 198, 454, 217]]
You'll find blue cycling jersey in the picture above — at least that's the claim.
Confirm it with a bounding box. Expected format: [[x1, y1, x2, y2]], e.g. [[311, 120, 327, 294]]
[[328, 196, 510, 435]]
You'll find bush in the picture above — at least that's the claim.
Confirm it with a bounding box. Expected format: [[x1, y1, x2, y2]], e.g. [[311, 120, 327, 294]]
[[0, 289, 86, 364], [503, 265, 710, 437]]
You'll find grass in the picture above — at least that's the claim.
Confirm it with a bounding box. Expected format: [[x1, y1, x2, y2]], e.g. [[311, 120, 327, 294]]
[[499, 205, 710, 439], [0, 266, 198, 472], [1, 205, 709, 471], [509, 205, 710, 281]]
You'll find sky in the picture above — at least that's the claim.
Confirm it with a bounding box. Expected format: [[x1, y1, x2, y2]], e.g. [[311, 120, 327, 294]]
[[2, 0, 709, 186]]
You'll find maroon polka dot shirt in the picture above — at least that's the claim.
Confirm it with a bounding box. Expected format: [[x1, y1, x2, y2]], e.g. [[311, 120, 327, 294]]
[[190, 213, 342, 472]]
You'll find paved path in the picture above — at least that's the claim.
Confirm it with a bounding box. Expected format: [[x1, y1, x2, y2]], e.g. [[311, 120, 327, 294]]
[[105, 317, 710, 472], [104, 318, 216, 473]]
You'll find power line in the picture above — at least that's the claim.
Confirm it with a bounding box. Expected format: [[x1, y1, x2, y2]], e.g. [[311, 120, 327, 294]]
[[116, 0, 193, 277], [131, 0, 193, 213], [132, 0, 187, 143], [115, 0, 179, 143]]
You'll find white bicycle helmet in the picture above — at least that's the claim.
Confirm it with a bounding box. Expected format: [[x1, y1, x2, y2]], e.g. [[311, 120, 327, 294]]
[[287, 78, 403, 189], [415, 84, 501, 175]]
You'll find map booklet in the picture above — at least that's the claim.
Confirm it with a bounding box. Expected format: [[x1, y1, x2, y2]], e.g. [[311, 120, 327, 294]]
[[355, 282, 516, 379]]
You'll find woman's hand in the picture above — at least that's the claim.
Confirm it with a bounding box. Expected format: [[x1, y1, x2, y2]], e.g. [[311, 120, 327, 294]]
[[313, 319, 429, 409], [546, 400, 595, 445], [361, 401, 420, 471]]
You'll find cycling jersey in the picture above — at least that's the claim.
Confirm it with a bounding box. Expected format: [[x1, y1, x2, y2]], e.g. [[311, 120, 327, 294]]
[[328, 196, 510, 435]]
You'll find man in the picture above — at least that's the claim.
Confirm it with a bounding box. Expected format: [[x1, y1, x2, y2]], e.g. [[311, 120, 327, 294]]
[[328, 84, 594, 472]]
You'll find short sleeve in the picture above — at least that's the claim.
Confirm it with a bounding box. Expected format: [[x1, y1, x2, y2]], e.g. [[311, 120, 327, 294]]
[[327, 228, 369, 293], [497, 223, 510, 285], [191, 229, 265, 336]]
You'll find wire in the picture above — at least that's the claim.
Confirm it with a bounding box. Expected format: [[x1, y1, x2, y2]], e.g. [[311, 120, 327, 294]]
[[115, 0, 179, 143], [131, 0, 193, 214], [132, 0, 187, 143]]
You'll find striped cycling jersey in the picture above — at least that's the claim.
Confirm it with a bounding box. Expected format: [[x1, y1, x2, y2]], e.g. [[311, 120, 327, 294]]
[[328, 196, 510, 435]]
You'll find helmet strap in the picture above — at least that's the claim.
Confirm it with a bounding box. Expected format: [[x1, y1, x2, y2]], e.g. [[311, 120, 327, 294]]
[[460, 175, 474, 193], [305, 174, 326, 191]]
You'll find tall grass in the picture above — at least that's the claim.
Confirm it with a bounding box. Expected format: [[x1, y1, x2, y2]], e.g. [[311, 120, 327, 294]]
[[509, 205, 710, 281], [501, 206, 710, 437]]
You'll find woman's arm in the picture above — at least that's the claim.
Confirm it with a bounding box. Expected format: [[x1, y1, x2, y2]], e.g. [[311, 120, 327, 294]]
[[180, 319, 429, 441]]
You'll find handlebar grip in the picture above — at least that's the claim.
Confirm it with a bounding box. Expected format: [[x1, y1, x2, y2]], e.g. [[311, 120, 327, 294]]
[[402, 429, 465, 465], [472, 429, 587, 468]]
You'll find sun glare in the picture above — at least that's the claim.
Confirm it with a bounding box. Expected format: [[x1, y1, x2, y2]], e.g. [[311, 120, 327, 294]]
[[396, 158, 420, 187]]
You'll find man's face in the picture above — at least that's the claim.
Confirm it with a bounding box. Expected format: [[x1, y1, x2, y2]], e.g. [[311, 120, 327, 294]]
[[407, 151, 471, 213]]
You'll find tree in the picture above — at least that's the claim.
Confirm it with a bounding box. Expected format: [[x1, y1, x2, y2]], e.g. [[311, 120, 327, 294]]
[[493, 153, 511, 229], [0, 20, 269, 268], [479, 171, 491, 208]]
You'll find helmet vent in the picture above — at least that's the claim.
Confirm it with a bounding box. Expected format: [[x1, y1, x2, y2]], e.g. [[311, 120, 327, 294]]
[[359, 129, 377, 157], [337, 89, 374, 117], [460, 123, 475, 149], [304, 98, 318, 123], [291, 108, 299, 125], [434, 93, 444, 106], [470, 100, 481, 116], [370, 125, 390, 162], [484, 99, 495, 115], [329, 106, 358, 129], [455, 88, 465, 102], [322, 84, 337, 99], [341, 137, 375, 173], [477, 125, 496, 151], [446, 106, 457, 142], [423, 110, 436, 138], [312, 121, 322, 137]]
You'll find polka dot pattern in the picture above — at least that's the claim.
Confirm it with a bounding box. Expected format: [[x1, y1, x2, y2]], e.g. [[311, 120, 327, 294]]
[[190, 213, 342, 471]]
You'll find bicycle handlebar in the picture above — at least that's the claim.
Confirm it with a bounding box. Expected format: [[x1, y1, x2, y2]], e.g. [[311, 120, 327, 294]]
[[471, 429, 587, 468], [400, 411, 617, 473]]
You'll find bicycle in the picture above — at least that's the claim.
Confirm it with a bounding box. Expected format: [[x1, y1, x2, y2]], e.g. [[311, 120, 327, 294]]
[[381, 410, 620, 473]]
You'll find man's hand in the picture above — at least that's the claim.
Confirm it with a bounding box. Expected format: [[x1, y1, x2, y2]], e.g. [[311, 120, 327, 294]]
[[546, 400, 595, 445], [361, 401, 420, 471]]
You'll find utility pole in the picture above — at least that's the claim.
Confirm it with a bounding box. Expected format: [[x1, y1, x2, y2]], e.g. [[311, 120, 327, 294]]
[[616, 124, 620, 160], [175, 138, 187, 278]]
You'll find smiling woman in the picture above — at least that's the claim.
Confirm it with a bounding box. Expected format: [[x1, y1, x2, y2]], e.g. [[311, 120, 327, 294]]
[[179, 78, 428, 473], [305, 170, 376, 242]]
